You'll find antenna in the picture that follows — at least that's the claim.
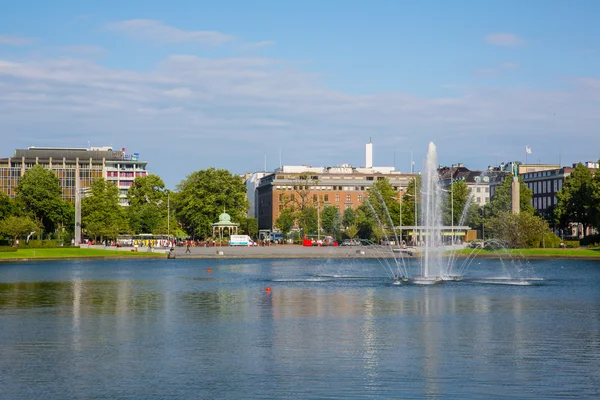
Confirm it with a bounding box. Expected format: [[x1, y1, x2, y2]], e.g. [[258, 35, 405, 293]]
[[264, 154, 267, 172], [279, 148, 282, 169]]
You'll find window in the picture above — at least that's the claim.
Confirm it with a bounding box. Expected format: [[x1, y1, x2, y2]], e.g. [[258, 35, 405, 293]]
[[346, 194, 351, 202], [313, 194, 317, 202], [476, 187, 481, 193], [279, 194, 284, 202], [358, 194, 363, 202], [335, 194, 340, 202], [324, 194, 329, 202]]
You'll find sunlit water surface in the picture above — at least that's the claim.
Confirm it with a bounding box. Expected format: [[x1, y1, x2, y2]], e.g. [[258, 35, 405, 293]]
[[1, 257, 599, 399]]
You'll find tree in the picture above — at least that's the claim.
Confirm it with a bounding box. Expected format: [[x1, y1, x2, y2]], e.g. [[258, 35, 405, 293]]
[[345, 223, 358, 240], [0, 191, 16, 220], [555, 163, 596, 234], [175, 168, 248, 239], [487, 175, 533, 219], [0, 215, 38, 242], [275, 207, 295, 238], [402, 175, 422, 227], [342, 207, 357, 228], [321, 205, 340, 235], [365, 179, 399, 228], [82, 178, 126, 241], [442, 180, 472, 226], [239, 217, 259, 238], [298, 205, 318, 235], [127, 175, 170, 234], [487, 211, 550, 248], [15, 165, 67, 235]]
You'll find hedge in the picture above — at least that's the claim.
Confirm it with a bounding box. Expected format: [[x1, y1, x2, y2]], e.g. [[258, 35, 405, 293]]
[[18, 240, 70, 249], [0, 246, 17, 252]]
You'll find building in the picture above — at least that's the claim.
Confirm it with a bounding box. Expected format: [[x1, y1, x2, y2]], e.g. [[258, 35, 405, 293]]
[[0, 146, 148, 206], [255, 140, 417, 231], [244, 171, 269, 219], [438, 163, 507, 206]]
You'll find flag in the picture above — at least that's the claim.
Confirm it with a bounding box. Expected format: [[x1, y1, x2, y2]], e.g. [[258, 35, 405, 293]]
[[526, 145, 532, 154]]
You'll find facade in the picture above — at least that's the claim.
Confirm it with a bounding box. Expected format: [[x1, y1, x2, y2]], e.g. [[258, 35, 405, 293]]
[[438, 163, 507, 206], [244, 171, 269, 219], [256, 164, 416, 230], [0, 146, 148, 206]]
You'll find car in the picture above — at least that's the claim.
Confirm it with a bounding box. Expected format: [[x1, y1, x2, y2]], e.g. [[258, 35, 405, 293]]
[[341, 239, 362, 246]]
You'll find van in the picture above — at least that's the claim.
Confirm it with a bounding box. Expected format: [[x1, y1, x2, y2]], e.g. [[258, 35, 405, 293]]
[[229, 235, 253, 246]]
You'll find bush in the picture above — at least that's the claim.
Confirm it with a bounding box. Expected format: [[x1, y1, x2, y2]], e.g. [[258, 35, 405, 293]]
[[562, 240, 580, 248], [18, 240, 69, 249], [580, 234, 600, 247], [0, 246, 17, 252], [0, 239, 11, 246]]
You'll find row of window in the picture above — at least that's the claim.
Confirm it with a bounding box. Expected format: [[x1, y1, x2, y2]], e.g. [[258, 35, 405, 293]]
[[526, 179, 563, 194], [533, 196, 557, 210], [279, 193, 363, 203]]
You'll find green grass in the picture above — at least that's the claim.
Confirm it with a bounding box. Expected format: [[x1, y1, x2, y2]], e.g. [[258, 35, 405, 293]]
[[0, 247, 164, 260], [452, 247, 600, 257]]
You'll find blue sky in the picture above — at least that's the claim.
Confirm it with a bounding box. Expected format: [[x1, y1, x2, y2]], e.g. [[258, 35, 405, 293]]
[[1, 0, 599, 188]]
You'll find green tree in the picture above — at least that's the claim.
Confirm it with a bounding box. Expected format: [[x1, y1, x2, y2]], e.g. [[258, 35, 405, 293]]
[[298, 205, 318, 235], [366, 179, 399, 228], [321, 205, 340, 235], [487, 210, 550, 248], [175, 168, 248, 239], [487, 175, 533, 219], [342, 207, 357, 229], [555, 163, 596, 234], [442, 180, 472, 226], [0, 191, 16, 220], [0, 215, 38, 242], [275, 207, 296, 238], [15, 165, 67, 235], [240, 217, 259, 238], [82, 178, 126, 241], [127, 175, 170, 234], [402, 175, 422, 227], [345, 223, 358, 240]]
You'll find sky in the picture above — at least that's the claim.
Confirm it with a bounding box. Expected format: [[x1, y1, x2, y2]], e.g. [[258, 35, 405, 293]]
[[1, 0, 599, 189]]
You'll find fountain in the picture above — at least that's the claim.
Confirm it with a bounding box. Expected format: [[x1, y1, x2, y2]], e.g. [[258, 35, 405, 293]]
[[363, 141, 541, 286]]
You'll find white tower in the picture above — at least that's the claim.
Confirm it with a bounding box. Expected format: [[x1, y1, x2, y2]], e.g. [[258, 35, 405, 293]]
[[365, 138, 373, 169]]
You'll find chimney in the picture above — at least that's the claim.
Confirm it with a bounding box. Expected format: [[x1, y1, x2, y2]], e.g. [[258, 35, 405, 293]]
[[365, 138, 373, 169]]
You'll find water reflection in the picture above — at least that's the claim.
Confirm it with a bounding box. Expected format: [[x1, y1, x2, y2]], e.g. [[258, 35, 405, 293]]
[[0, 258, 598, 399]]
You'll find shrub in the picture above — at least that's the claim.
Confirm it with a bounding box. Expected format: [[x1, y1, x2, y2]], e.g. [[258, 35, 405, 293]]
[[0, 246, 17, 252], [580, 234, 600, 247], [18, 240, 69, 249]]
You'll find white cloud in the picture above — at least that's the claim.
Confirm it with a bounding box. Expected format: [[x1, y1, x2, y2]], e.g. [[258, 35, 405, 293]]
[[500, 62, 518, 69], [484, 33, 525, 47], [0, 54, 598, 187], [104, 19, 235, 45], [239, 40, 275, 51], [0, 35, 36, 46]]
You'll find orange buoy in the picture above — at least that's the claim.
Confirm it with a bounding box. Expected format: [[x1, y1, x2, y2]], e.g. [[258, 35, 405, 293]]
[[265, 287, 271, 292], [207, 269, 211, 273]]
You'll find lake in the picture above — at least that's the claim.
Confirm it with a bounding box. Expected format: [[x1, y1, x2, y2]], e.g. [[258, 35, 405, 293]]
[[1, 257, 599, 399]]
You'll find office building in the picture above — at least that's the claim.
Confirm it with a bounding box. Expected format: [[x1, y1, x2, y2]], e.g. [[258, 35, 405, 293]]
[[0, 146, 148, 206]]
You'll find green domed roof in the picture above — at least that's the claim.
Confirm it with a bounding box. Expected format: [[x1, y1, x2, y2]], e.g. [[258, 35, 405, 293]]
[[218, 212, 232, 223]]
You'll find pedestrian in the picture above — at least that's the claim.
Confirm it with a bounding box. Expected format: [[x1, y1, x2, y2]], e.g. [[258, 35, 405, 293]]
[[186, 243, 191, 254]]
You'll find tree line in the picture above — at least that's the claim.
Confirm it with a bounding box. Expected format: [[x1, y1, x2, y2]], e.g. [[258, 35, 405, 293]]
[[1, 163, 598, 247], [0, 166, 256, 244]]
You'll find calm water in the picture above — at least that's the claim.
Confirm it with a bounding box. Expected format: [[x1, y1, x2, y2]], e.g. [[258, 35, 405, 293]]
[[0, 256, 599, 399]]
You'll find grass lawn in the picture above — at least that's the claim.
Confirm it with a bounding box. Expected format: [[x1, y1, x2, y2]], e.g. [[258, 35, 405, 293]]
[[452, 247, 600, 257], [0, 247, 164, 260]]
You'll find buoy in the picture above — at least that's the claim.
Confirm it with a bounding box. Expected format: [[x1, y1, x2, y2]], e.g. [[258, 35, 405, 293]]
[[265, 287, 271, 292], [207, 269, 211, 273]]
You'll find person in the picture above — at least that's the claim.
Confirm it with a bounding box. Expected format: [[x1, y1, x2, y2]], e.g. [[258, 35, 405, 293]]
[[186, 243, 191, 254]]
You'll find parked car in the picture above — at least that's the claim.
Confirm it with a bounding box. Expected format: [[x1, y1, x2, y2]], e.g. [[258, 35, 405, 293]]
[[341, 239, 362, 246]]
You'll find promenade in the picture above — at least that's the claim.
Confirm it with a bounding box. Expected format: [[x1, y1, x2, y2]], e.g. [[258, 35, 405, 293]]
[[169, 244, 415, 259]]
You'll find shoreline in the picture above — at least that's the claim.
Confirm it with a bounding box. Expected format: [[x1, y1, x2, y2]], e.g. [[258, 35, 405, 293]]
[[1, 245, 600, 261]]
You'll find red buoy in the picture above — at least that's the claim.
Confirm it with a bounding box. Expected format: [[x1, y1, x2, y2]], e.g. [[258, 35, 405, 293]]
[[265, 287, 271, 292], [207, 269, 211, 273]]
